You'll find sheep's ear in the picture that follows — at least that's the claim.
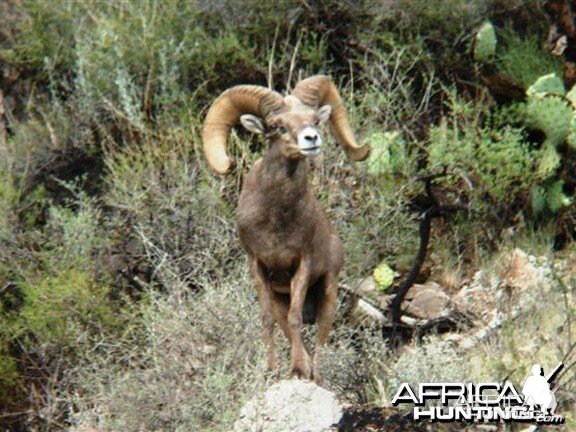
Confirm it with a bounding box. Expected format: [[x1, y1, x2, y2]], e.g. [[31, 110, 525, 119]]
[[316, 104, 332, 125], [240, 114, 265, 134]]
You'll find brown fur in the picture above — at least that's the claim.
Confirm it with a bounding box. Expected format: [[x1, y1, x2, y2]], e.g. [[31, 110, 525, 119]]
[[236, 116, 343, 382]]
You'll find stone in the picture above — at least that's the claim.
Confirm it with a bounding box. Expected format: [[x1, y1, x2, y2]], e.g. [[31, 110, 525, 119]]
[[234, 379, 343, 432], [404, 282, 452, 320], [356, 276, 378, 298]]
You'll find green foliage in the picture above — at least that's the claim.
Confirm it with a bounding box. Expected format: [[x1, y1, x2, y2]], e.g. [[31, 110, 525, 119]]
[[530, 178, 572, 217], [394, 0, 503, 39], [470, 17, 561, 88], [474, 21, 497, 62], [0, 0, 76, 78], [71, 267, 269, 431], [497, 30, 562, 88], [17, 270, 117, 344], [73, 1, 260, 124], [429, 83, 573, 216], [104, 134, 239, 286], [1, 0, 575, 428], [0, 170, 19, 230], [43, 190, 107, 271], [0, 180, 124, 415], [427, 99, 534, 207], [0, 354, 18, 390]]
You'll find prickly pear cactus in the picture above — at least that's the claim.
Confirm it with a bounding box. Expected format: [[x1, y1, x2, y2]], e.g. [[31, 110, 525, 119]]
[[526, 73, 565, 96], [471, 20, 572, 215], [525, 73, 573, 213], [536, 143, 562, 179], [531, 179, 571, 215], [546, 180, 571, 213], [474, 21, 497, 62], [526, 74, 572, 149], [373, 261, 395, 292], [365, 131, 408, 177]]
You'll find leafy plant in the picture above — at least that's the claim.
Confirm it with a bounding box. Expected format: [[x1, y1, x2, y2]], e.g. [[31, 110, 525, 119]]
[[426, 97, 535, 210], [17, 270, 117, 344], [496, 28, 562, 88]]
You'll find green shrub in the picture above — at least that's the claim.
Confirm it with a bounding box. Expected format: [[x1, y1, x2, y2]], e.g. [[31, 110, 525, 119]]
[[0, 170, 19, 230], [426, 97, 534, 209], [17, 270, 117, 344], [497, 28, 562, 88], [104, 132, 240, 288], [73, 1, 261, 124], [43, 190, 107, 271], [0, 0, 76, 79], [70, 265, 269, 432]]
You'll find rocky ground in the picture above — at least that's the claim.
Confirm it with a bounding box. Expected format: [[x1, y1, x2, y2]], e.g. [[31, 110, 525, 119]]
[[232, 247, 575, 432]]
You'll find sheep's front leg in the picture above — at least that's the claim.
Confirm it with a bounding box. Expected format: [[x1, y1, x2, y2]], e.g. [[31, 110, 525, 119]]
[[288, 258, 312, 379], [312, 273, 338, 384], [249, 257, 278, 373]]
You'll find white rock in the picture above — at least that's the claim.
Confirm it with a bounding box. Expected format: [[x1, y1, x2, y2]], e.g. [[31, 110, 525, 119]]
[[234, 379, 343, 432]]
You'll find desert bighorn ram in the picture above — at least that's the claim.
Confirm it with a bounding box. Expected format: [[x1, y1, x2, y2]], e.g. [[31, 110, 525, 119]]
[[202, 75, 369, 381]]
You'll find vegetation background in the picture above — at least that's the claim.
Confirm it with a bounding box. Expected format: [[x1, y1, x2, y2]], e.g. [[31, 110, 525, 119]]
[[0, 0, 574, 430]]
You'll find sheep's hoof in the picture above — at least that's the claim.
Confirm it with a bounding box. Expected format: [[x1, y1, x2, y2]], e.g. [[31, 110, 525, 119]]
[[290, 364, 311, 380], [311, 368, 322, 385], [267, 356, 280, 375], [269, 365, 281, 380]]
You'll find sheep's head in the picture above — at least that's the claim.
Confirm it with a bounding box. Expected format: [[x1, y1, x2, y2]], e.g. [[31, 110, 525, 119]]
[[239, 96, 332, 161], [202, 75, 370, 174]]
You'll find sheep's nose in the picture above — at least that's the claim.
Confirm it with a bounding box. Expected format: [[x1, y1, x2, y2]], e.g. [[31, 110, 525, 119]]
[[299, 127, 322, 154], [304, 132, 318, 143]]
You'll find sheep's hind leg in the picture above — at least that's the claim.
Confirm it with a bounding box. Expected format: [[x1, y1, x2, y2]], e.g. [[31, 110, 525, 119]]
[[249, 258, 279, 374], [312, 273, 338, 384]]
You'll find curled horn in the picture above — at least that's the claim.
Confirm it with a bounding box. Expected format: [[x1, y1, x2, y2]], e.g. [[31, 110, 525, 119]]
[[292, 75, 370, 161], [202, 86, 285, 174]]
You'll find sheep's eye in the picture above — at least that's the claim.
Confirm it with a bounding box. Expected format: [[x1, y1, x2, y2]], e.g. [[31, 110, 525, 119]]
[[276, 125, 287, 134]]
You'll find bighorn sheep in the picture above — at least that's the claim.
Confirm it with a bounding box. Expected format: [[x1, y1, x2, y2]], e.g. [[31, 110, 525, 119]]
[[202, 75, 369, 381]]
